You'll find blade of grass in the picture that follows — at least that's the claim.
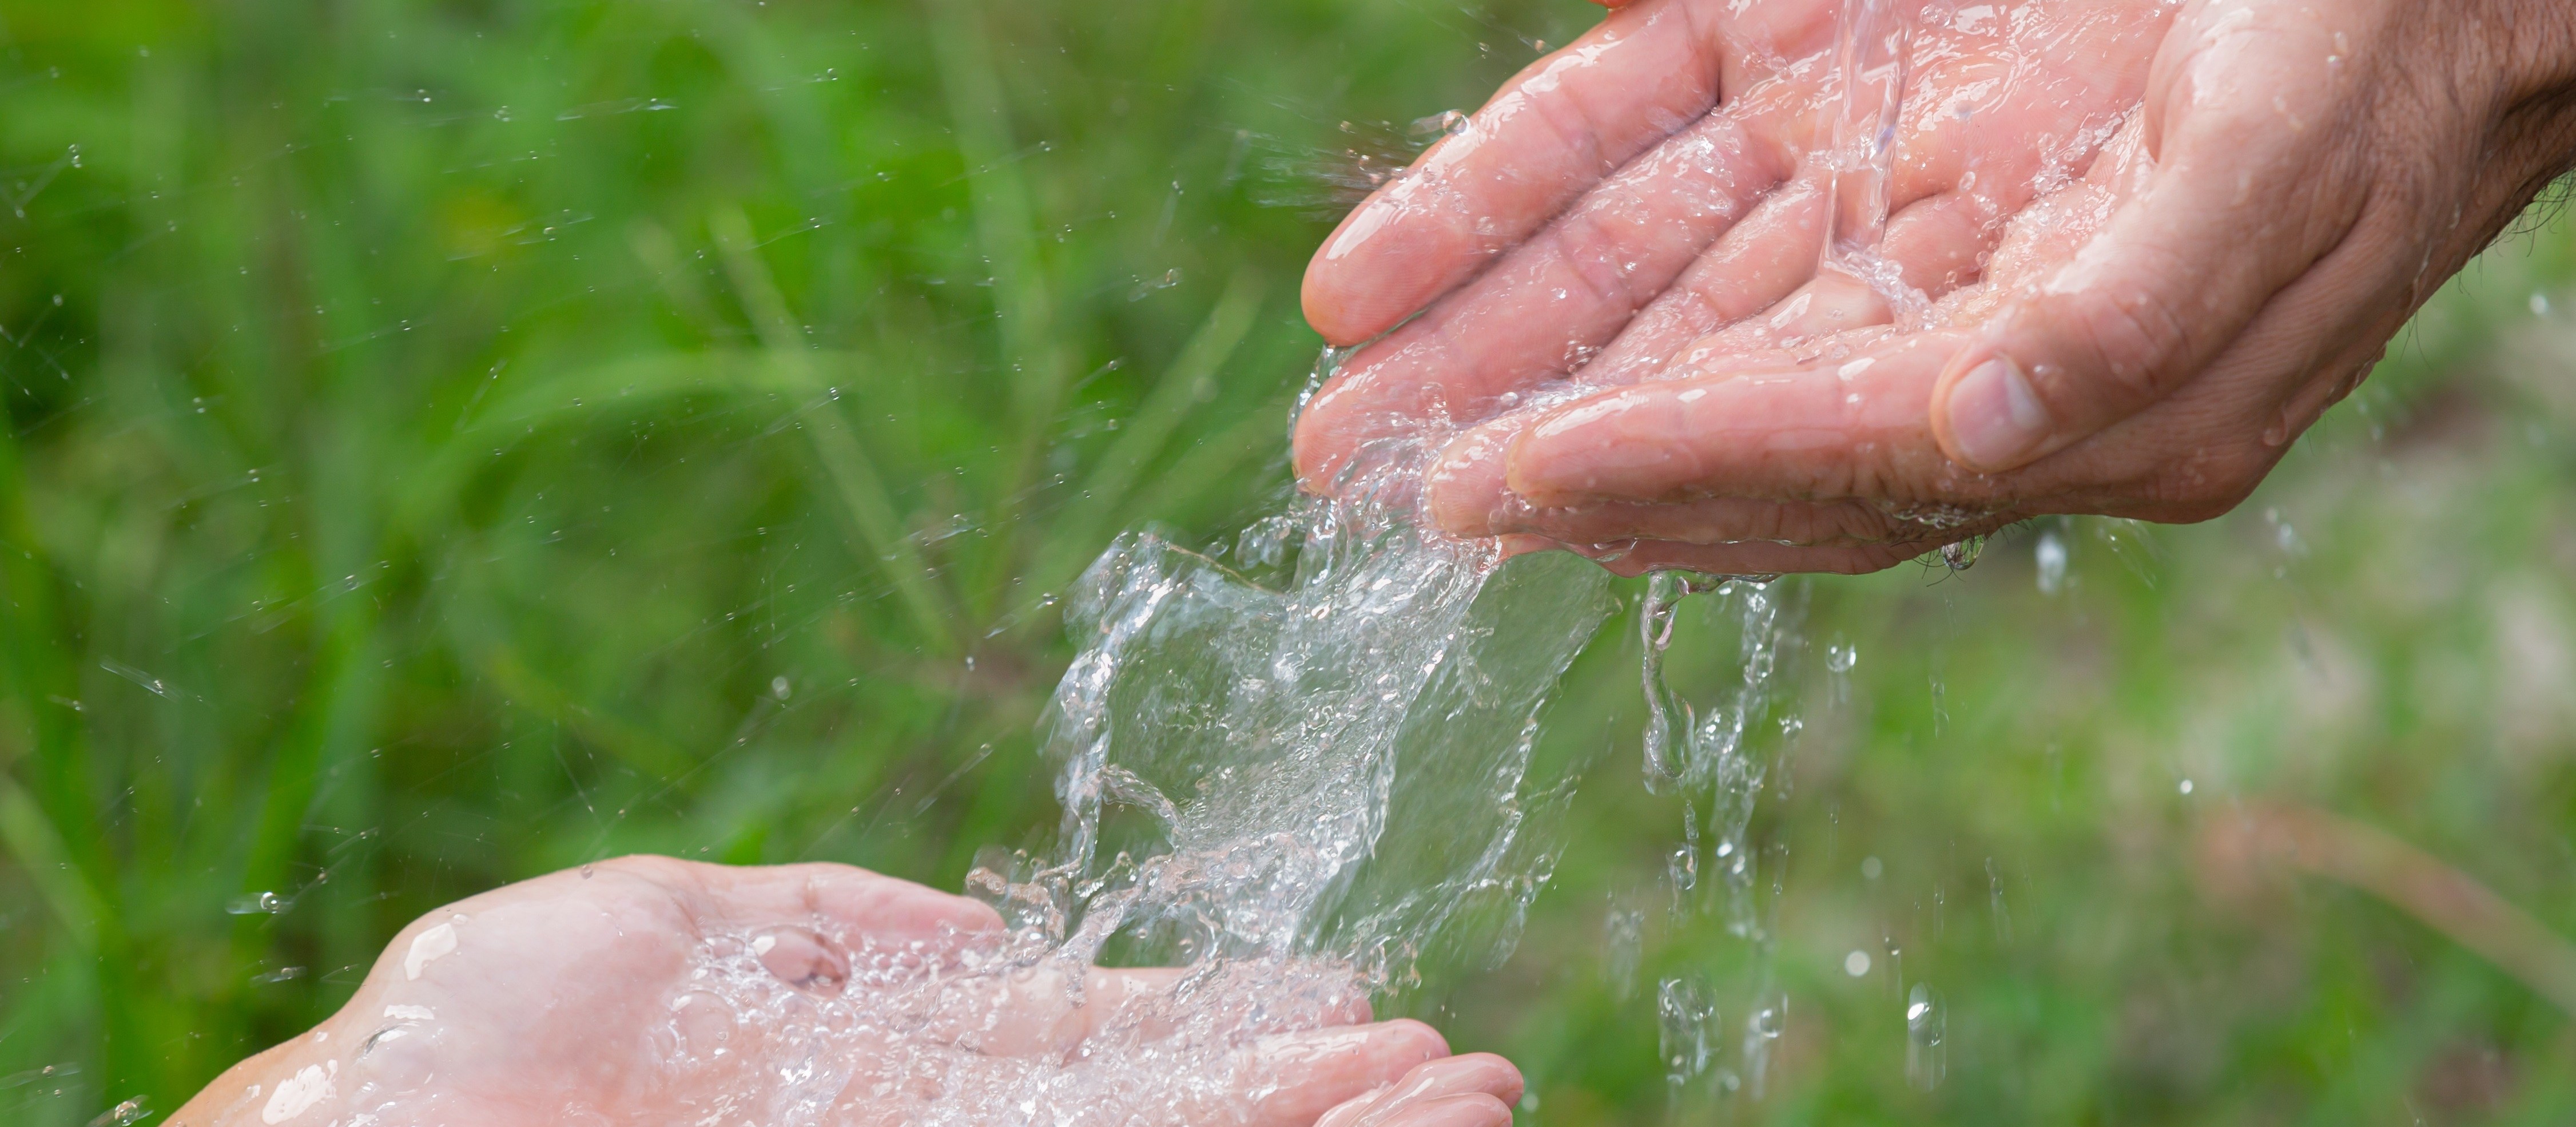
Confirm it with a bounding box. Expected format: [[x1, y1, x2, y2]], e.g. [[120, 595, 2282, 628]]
[[1121, 394, 1295, 526], [0, 773, 102, 952], [710, 206, 957, 653], [928, 0, 1075, 612], [475, 642, 696, 781], [2204, 801, 2576, 1017], [0, 426, 144, 1100], [1028, 270, 1266, 598]]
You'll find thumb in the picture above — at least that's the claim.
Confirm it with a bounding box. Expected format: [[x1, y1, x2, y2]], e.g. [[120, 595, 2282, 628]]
[[1929, 100, 2351, 473]]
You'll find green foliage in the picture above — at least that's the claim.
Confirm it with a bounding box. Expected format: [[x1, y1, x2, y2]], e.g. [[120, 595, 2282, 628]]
[[2, 1, 2573, 1124]]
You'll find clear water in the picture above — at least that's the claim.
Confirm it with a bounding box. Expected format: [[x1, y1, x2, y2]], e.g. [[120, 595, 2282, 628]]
[[430, 348, 1611, 1125], [337, 2, 1929, 1120]]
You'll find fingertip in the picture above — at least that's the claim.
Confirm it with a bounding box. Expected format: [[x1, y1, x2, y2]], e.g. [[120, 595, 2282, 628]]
[[1424, 427, 1520, 536], [1502, 384, 1687, 507], [1301, 266, 1373, 349], [1449, 1052, 1525, 1107], [800, 865, 1004, 941], [1930, 345, 2050, 473], [1302, 263, 1393, 349]]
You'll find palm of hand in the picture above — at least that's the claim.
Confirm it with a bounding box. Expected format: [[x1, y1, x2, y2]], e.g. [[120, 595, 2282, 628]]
[[180, 859, 1514, 1127], [1298, 0, 2564, 574]]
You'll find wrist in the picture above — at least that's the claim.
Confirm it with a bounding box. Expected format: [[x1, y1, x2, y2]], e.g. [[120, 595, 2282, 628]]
[[2486, 0, 2576, 114]]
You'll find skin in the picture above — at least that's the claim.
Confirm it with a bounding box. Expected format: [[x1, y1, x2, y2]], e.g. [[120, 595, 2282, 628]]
[[1295, 0, 2576, 576], [172, 857, 1518, 1127]]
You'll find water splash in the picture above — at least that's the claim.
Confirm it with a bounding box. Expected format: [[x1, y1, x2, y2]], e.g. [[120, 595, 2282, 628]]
[[675, 348, 1607, 1119]]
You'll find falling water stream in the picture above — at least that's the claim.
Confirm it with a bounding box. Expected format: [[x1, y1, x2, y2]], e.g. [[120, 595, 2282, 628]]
[[324, 5, 1935, 1123]]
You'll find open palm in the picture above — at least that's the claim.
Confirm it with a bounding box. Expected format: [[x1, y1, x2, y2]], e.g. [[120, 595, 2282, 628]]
[[176, 858, 1520, 1127]]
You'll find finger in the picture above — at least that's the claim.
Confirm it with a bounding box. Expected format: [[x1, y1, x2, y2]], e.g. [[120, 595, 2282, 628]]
[[1374, 1094, 1516, 1127], [1506, 332, 1982, 508], [1428, 416, 1911, 544], [1076, 965, 1373, 1043], [1234, 1019, 1451, 1127], [1291, 96, 1804, 486], [1302, 0, 1836, 344], [665, 859, 1005, 946], [1927, 11, 2358, 472], [1315, 1054, 1525, 1127], [1570, 177, 1831, 387], [1556, 534, 1943, 577]]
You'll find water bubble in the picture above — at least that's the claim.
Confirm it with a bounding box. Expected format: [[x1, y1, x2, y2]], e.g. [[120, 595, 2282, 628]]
[[770, 675, 792, 700], [1843, 950, 1871, 977], [1408, 109, 1470, 139], [226, 891, 287, 915], [1826, 639, 1858, 673], [86, 1098, 149, 1127]]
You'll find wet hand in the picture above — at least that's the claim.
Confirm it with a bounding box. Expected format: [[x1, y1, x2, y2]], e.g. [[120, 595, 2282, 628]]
[[1297, 0, 2576, 575], [172, 856, 1520, 1127]]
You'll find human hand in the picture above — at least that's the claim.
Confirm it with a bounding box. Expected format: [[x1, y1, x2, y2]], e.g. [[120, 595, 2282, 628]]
[[1297, 0, 2576, 574], [173, 857, 1520, 1127]]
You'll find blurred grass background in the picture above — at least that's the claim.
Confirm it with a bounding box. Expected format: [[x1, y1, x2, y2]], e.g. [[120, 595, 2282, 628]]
[[2, 1, 2574, 1124]]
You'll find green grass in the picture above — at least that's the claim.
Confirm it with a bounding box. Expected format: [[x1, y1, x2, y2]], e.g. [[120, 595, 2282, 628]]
[[3, 1, 2575, 1124]]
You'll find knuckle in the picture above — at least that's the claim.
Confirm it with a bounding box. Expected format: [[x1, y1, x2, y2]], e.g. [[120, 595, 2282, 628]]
[[2050, 281, 2195, 406], [1544, 208, 1643, 314]]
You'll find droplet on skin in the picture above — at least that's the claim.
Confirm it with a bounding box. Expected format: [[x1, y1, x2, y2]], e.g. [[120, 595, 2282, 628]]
[[403, 921, 459, 981], [261, 1061, 336, 1124]]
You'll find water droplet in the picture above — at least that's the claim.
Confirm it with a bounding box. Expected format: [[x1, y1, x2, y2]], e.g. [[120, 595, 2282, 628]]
[[1906, 984, 1946, 1090], [2036, 529, 2068, 594], [2178, 778, 2194, 795], [1603, 907, 1644, 1001], [226, 891, 286, 915], [1844, 950, 1871, 977], [1861, 855, 1882, 880], [770, 675, 792, 700], [86, 1098, 150, 1127], [1657, 977, 1720, 1087], [1940, 534, 1986, 571]]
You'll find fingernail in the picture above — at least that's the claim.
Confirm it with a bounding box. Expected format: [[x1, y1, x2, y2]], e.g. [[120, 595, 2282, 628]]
[[1944, 356, 2049, 470]]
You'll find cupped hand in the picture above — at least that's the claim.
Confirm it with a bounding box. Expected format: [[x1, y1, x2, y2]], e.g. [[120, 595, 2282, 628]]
[[1297, 0, 2576, 575], [174, 857, 1519, 1127]]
